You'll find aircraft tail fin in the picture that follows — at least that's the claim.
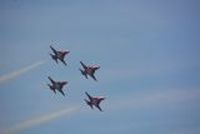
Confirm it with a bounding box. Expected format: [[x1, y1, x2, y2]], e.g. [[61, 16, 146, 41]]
[[84, 99, 93, 109], [47, 84, 56, 94], [79, 68, 85, 75], [50, 53, 56, 59], [79, 68, 88, 79], [50, 54, 58, 63], [47, 83, 51, 89]]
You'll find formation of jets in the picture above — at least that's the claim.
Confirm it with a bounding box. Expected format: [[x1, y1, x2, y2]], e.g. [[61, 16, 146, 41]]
[[47, 45, 105, 112]]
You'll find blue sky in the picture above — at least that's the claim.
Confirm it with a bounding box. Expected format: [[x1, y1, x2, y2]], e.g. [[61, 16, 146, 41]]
[[0, 0, 200, 134]]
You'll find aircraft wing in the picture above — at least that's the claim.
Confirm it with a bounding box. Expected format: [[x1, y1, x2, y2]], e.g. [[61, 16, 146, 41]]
[[50, 45, 57, 55], [80, 61, 87, 69], [85, 92, 92, 101], [61, 59, 67, 66], [58, 89, 65, 96], [90, 74, 97, 81], [96, 105, 103, 112], [48, 76, 55, 84]]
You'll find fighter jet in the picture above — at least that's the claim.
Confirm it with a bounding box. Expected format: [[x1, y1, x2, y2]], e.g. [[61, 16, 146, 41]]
[[84, 92, 105, 112], [47, 76, 68, 96], [79, 61, 100, 81], [49, 45, 70, 66]]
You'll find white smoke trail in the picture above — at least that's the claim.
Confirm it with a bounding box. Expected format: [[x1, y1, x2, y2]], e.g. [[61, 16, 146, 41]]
[[4, 106, 80, 134], [0, 61, 45, 84]]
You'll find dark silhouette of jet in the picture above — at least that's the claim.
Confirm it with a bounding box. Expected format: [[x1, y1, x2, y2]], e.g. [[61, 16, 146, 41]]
[[49, 45, 70, 66], [79, 61, 100, 81], [47, 76, 68, 96], [84, 92, 105, 112]]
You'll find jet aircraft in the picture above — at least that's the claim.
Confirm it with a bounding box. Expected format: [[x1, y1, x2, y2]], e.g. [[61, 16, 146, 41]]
[[47, 76, 68, 96], [50, 45, 70, 65], [84, 92, 105, 112], [79, 61, 100, 81]]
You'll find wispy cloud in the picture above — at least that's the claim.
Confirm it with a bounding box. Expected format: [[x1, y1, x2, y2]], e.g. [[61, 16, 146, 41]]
[[0, 61, 45, 84], [107, 89, 200, 111], [3, 106, 80, 134]]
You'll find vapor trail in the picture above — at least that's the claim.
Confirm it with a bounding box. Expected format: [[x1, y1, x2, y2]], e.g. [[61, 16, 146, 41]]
[[4, 106, 80, 134], [0, 61, 45, 84]]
